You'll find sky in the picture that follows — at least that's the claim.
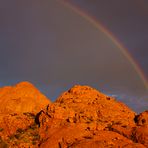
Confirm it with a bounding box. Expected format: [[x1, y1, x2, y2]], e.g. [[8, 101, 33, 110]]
[[0, 0, 148, 112], [68, 0, 148, 76]]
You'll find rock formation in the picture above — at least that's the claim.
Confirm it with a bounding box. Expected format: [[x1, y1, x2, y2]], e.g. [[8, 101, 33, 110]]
[[0, 82, 51, 147], [0, 81, 50, 114], [0, 83, 147, 147]]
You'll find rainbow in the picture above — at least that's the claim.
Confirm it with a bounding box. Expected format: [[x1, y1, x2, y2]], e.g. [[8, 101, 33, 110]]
[[58, 0, 148, 90]]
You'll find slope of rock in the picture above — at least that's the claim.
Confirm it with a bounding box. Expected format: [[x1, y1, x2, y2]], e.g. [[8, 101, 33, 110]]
[[0, 113, 40, 147], [0, 81, 51, 114], [0, 84, 147, 147], [37, 85, 144, 147], [0, 82, 51, 147], [56, 85, 136, 127]]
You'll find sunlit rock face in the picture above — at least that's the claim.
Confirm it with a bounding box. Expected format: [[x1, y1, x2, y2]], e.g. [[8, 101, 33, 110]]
[[0, 83, 147, 147], [0, 82, 51, 147], [0, 81, 51, 114], [55, 85, 136, 128], [37, 85, 145, 148]]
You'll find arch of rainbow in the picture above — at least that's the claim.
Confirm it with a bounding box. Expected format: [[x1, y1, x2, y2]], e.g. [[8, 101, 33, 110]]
[[57, 0, 148, 90]]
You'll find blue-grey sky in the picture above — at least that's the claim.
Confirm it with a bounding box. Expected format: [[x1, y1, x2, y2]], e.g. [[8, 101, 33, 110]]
[[68, 0, 148, 77], [0, 0, 148, 112]]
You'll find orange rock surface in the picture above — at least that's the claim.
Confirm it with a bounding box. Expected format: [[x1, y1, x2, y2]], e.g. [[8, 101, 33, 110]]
[[133, 111, 148, 147], [0, 82, 51, 147], [0, 81, 50, 114], [0, 83, 147, 147]]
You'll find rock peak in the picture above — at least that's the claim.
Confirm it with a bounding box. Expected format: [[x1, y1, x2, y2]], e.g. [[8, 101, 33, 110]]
[[56, 85, 106, 104], [15, 81, 34, 87], [0, 81, 51, 114], [0, 84, 147, 147]]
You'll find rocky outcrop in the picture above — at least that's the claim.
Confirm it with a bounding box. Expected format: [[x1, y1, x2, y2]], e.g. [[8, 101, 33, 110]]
[[0, 113, 34, 138], [135, 111, 148, 126], [133, 111, 148, 147], [0, 81, 50, 114], [56, 85, 136, 127], [0, 82, 51, 147], [0, 83, 147, 147], [37, 85, 146, 147]]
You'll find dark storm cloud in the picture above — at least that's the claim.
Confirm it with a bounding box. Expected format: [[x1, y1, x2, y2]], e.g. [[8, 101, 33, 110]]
[[0, 0, 147, 105]]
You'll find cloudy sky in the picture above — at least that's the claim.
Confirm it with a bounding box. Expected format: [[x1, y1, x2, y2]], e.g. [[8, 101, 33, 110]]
[[0, 0, 148, 112], [68, 0, 148, 76]]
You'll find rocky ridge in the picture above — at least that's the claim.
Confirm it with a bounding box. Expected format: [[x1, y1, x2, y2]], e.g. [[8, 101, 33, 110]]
[[0, 82, 147, 147]]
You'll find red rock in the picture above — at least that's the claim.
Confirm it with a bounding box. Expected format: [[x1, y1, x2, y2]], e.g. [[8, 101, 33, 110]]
[[37, 85, 139, 147], [135, 110, 148, 126], [132, 125, 148, 147], [0, 113, 34, 139], [56, 85, 136, 127], [107, 124, 133, 139], [0, 81, 51, 114], [0, 81, 51, 147], [0, 84, 147, 147], [40, 127, 145, 148]]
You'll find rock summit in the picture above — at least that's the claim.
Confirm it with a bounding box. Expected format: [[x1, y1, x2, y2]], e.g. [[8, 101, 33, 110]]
[[0, 82, 147, 147]]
